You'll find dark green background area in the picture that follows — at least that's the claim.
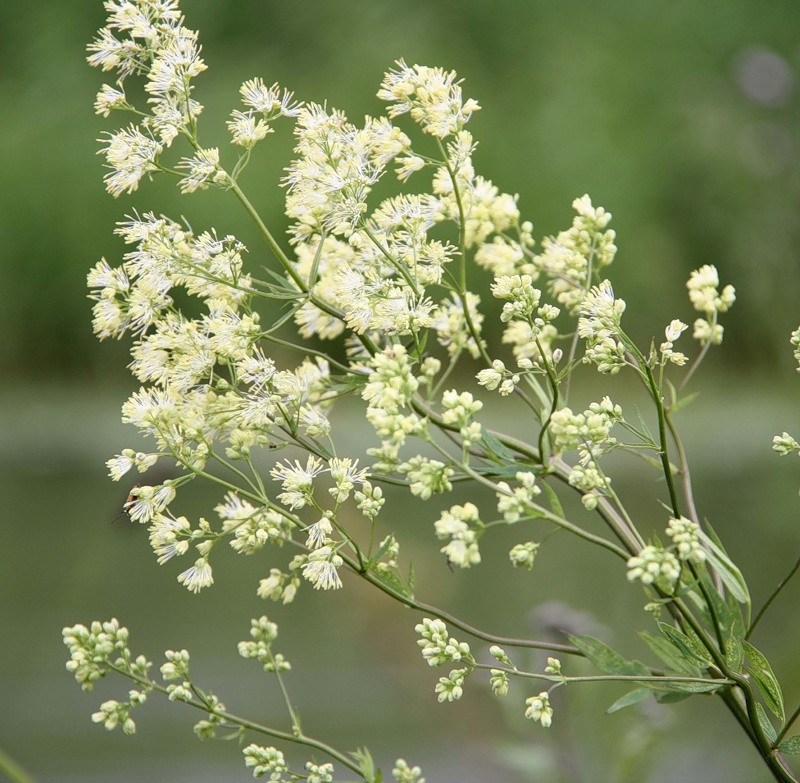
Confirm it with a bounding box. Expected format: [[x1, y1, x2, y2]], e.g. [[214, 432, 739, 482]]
[[2, 1, 800, 781]]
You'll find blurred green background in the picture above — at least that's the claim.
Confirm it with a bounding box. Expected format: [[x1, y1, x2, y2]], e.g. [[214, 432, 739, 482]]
[[3, 1, 800, 781]]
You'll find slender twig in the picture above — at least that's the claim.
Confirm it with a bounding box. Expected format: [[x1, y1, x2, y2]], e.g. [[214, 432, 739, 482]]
[[748, 552, 800, 641]]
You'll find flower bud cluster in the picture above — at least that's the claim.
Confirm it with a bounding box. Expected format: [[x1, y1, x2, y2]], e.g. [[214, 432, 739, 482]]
[[665, 516, 706, 563], [659, 319, 689, 366], [509, 541, 540, 570], [63, 618, 145, 692], [687, 265, 735, 346], [243, 744, 288, 779], [548, 398, 623, 490], [441, 389, 484, 446], [434, 502, 483, 568], [495, 471, 541, 523], [393, 759, 426, 783], [773, 431, 800, 456], [525, 691, 554, 727], [414, 618, 473, 667], [257, 567, 301, 604], [435, 668, 468, 702], [238, 616, 291, 673], [626, 545, 681, 588], [398, 456, 454, 499]]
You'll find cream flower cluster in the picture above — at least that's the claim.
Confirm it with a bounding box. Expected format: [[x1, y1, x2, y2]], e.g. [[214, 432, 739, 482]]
[[686, 265, 735, 346], [535, 195, 617, 314]]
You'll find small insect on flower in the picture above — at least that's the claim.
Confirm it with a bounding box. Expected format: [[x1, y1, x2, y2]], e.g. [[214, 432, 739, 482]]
[[110, 485, 139, 524]]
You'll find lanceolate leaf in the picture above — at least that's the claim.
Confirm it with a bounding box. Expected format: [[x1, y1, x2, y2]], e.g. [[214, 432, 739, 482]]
[[656, 622, 713, 669], [606, 687, 651, 714], [539, 480, 565, 521], [479, 431, 516, 463], [638, 630, 700, 676], [568, 634, 649, 676], [778, 736, 800, 755], [755, 702, 778, 744], [741, 639, 785, 722], [696, 524, 751, 611]]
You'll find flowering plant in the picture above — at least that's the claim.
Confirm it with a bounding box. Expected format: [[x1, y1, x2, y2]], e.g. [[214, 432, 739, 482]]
[[63, 2, 800, 781]]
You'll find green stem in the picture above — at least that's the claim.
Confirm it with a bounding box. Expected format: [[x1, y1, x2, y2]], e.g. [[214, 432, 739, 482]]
[[0, 750, 37, 783], [108, 664, 361, 775], [776, 702, 800, 747], [748, 552, 800, 641], [339, 550, 576, 655], [643, 364, 681, 517]]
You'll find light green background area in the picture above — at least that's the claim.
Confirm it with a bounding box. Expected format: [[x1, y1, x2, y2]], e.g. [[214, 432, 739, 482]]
[[2, 1, 800, 781]]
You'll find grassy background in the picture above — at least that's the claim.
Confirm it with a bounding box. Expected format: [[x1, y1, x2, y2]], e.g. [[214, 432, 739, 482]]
[[2, 1, 800, 781]]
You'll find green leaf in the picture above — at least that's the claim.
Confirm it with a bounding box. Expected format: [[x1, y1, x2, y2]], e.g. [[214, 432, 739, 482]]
[[568, 634, 650, 676], [656, 622, 713, 669], [778, 736, 800, 755], [697, 524, 751, 611], [654, 690, 693, 704], [479, 431, 516, 463], [373, 569, 411, 599], [372, 537, 395, 563], [351, 747, 376, 782], [741, 639, 785, 722], [670, 391, 700, 413], [638, 631, 700, 676], [724, 633, 743, 671], [755, 702, 778, 744], [539, 480, 565, 520], [632, 405, 657, 447], [652, 680, 722, 694], [606, 687, 651, 714]]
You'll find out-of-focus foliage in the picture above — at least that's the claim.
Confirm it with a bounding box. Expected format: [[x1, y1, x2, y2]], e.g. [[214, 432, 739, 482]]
[[2, 0, 799, 382]]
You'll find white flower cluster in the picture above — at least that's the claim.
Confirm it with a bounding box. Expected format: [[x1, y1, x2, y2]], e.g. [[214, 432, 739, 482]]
[[791, 326, 800, 370], [88, 0, 208, 193], [441, 389, 483, 446], [773, 431, 800, 456], [658, 318, 689, 366], [238, 616, 291, 674], [686, 265, 735, 346], [378, 60, 481, 139], [535, 195, 617, 314], [525, 691, 554, 728], [577, 281, 627, 374], [414, 618, 472, 667], [284, 105, 410, 240], [495, 471, 541, 523], [626, 545, 681, 588], [665, 516, 706, 563], [489, 274, 561, 368], [433, 502, 482, 568], [548, 398, 623, 504], [392, 759, 426, 783], [509, 541, 540, 570], [228, 77, 301, 148]]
